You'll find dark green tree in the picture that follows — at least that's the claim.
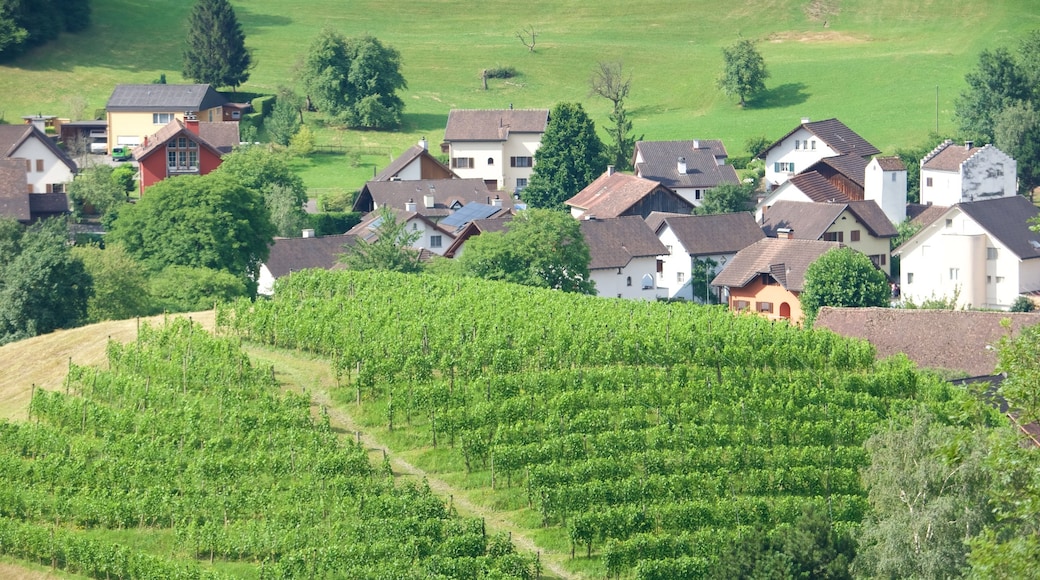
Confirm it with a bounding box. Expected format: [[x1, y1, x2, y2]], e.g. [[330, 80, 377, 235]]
[[0, 218, 92, 345], [0, 0, 90, 57], [800, 247, 889, 326], [302, 29, 406, 129], [590, 61, 640, 171], [340, 206, 422, 273], [265, 89, 303, 146], [182, 0, 252, 89], [717, 38, 769, 107], [213, 145, 309, 237], [149, 265, 247, 312], [107, 173, 275, 295], [458, 209, 594, 294], [71, 243, 154, 322], [67, 164, 127, 219], [994, 101, 1040, 196], [694, 182, 755, 215], [955, 46, 1029, 142], [521, 102, 605, 210]]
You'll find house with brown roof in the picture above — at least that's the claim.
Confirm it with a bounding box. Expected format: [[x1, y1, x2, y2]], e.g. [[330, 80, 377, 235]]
[[105, 84, 235, 154], [920, 140, 1017, 206], [133, 116, 240, 193], [565, 168, 693, 220], [711, 235, 841, 323], [893, 195, 1040, 310], [374, 137, 456, 182], [257, 232, 356, 296], [632, 139, 740, 206], [0, 124, 77, 194], [579, 216, 669, 300], [347, 208, 455, 256], [757, 117, 881, 190], [649, 211, 765, 301], [441, 109, 549, 193], [442, 215, 513, 259], [760, 200, 897, 277], [352, 178, 508, 221]]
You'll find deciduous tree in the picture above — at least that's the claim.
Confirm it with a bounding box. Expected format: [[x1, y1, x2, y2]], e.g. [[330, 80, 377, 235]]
[[521, 102, 605, 210], [955, 47, 1029, 142], [694, 182, 754, 215], [182, 0, 252, 89], [717, 38, 769, 107], [67, 164, 127, 219], [800, 247, 889, 326], [213, 145, 309, 237], [590, 61, 640, 171], [72, 243, 154, 322], [340, 206, 422, 273]]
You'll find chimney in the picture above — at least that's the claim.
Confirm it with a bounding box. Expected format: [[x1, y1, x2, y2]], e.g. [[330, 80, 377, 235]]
[[184, 111, 199, 134], [965, 140, 974, 150], [607, 165, 615, 176], [777, 227, 794, 239], [801, 116, 811, 124], [693, 139, 701, 149], [677, 156, 687, 174], [419, 136, 427, 150], [424, 193, 435, 209], [302, 229, 315, 238], [143, 136, 148, 147], [405, 198, 417, 212], [492, 195, 502, 207]]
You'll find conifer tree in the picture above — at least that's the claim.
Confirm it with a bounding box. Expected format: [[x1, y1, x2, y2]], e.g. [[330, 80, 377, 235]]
[[182, 0, 252, 89]]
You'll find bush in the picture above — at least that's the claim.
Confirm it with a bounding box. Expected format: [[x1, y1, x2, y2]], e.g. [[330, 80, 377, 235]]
[[318, 190, 358, 212], [149, 265, 248, 313], [1010, 296, 1036, 312], [252, 95, 276, 117], [730, 155, 752, 170], [485, 66, 518, 79], [310, 211, 362, 236]]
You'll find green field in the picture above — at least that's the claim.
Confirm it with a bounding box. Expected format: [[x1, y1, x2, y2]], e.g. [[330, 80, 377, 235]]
[[2, 0, 1039, 190]]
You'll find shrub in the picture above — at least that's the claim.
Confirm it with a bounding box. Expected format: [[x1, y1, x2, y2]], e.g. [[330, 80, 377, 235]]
[[1010, 296, 1036, 312], [310, 212, 362, 236], [485, 66, 518, 79], [318, 190, 358, 212], [252, 95, 276, 117]]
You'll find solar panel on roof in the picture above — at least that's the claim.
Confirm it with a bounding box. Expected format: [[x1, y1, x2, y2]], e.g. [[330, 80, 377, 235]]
[[440, 202, 499, 228]]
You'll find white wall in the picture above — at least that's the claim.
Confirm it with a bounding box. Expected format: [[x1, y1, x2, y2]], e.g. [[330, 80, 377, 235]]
[[395, 159, 422, 181], [921, 146, 1017, 206], [12, 137, 74, 193], [448, 141, 503, 187], [406, 218, 451, 256], [864, 160, 906, 225], [591, 257, 664, 300], [755, 181, 812, 221], [503, 134, 541, 193], [763, 127, 838, 187]]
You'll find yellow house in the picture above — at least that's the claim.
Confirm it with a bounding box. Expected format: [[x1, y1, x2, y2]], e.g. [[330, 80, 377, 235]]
[[105, 84, 229, 155]]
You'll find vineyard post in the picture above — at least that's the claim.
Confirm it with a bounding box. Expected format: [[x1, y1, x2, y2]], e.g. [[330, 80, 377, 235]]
[[28, 384, 35, 421], [65, 357, 71, 395]]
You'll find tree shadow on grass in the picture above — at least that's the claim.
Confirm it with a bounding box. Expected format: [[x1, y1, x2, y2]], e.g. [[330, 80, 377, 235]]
[[749, 83, 810, 109]]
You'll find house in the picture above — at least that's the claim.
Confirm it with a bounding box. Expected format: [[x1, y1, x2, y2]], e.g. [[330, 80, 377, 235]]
[[441, 108, 549, 193], [347, 208, 455, 256], [373, 137, 456, 182], [352, 178, 509, 221], [566, 168, 694, 220], [437, 201, 514, 237], [864, 156, 908, 224], [0, 159, 70, 223], [711, 235, 841, 323], [59, 119, 109, 155], [893, 195, 1040, 310], [105, 84, 231, 154], [920, 140, 1017, 206], [133, 116, 240, 193], [760, 200, 897, 276], [0, 124, 77, 194], [632, 139, 740, 206], [257, 232, 356, 296], [757, 117, 881, 189], [579, 216, 668, 300], [648, 211, 765, 301], [442, 215, 513, 259]]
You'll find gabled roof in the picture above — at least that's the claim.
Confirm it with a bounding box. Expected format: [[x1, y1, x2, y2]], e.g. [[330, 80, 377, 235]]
[[957, 195, 1040, 260], [633, 140, 740, 189], [354, 179, 505, 217], [757, 118, 881, 159], [920, 139, 982, 171], [197, 122, 241, 154], [132, 119, 229, 161], [439, 202, 512, 232], [264, 234, 356, 279], [106, 84, 228, 112], [347, 208, 451, 245], [656, 212, 765, 256], [0, 158, 30, 222], [442, 215, 513, 258], [761, 200, 897, 240], [373, 143, 456, 181], [579, 216, 668, 270], [873, 155, 906, 171], [906, 202, 950, 227], [443, 109, 549, 142], [711, 238, 841, 292], [0, 124, 78, 172], [806, 154, 869, 188], [644, 211, 689, 233], [566, 171, 688, 218], [786, 171, 851, 203]]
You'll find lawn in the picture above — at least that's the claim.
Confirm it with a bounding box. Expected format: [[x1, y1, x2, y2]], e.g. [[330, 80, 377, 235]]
[[2, 0, 1039, 193]]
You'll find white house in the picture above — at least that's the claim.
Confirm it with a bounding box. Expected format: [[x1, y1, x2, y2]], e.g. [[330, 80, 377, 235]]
[[893, 195, 1040, 310], [351, 178, 511, 222], [579, 216, 668, 300], [373, 137, 456, 182], [632, 140, 740, 206], [757, 118, 880, 189], [0, 124, 77, 194], [864, 156, 908, 225], [920, 140, 1017, 206], [441, 109, 548, 194], [257, 232, 356, 296], [347, 208, 455, 257], [647, 211, 765, 302]]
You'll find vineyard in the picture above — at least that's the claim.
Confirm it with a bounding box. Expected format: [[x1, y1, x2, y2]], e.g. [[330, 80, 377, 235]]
[[218, 270, 974, 578], [0, 318, 535, 579]]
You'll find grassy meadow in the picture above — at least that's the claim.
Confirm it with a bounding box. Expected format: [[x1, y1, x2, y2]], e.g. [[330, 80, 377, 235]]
[[1, 0, 1039, 192]]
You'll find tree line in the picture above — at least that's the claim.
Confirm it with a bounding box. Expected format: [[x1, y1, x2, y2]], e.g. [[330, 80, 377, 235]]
[[0, 0, 90, 58]]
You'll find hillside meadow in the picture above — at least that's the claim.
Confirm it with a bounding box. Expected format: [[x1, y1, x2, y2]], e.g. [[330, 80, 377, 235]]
[[2, 0, 1040, 192]]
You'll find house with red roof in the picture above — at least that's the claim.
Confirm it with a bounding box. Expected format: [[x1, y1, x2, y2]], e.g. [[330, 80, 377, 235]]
[[756, 117, 881, 190], [565, 168, 693, 220], [133, 116, 240, 193]]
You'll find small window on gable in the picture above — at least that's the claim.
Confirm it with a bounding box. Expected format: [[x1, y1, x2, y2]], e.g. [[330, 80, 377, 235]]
[[795, 140, 800, 150], [987, 247, 998, 260], [907, 272, 914, 284], [626, 276, 632, 287], [850, 230, 861, 242], [36, 159, 44, 172], [811, 140, 816, 150], [945, 218, 953, 228], [926, 177, 933, 187], [487, 157, 494, 166], [891, 172, 896, 182]]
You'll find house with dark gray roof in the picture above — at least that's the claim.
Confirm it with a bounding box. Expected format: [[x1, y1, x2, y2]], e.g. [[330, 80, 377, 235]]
[[649, 211, 765, 301], [105, 84, 237, 154], [757, 117, 881, 189], [711, 235, 841, 323], [352, 178, 509, 221], [374, 138, 456, 182], [257, 233, 356, 296], [760, 200, 897, 276], [579, 215, 668, 300], [920, 140, 1017, 206], [632, 139, 740, 206], [347, 208, 455, 257], [0, 124, 77, 194], [441, 109, 548, 193], [565, 168, 693, 220], [893, 195, 1040, 310], [442, 215, 513, 259]]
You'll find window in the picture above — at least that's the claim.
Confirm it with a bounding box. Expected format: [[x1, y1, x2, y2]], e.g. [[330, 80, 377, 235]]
[[850, 230, 861, 242], [510, 156, 533, 168], [487, 157, 494, 166], [774, 162, 795, 174], [891, 172, 897, 182], [988, 276, 993, 284], [167, 137, 199, 172], [760, 273, 776, 286], [35, 159, 43, 172], [926, 177, 933, 187], [949, 268, 959, 281], [987, 247, 998, 260], [907, 273, 914, 284], [626, 276, 632, 287], [231, 110, 241, 120], [996, 276, 1005, 283], [811, 140, 816, 150], [869, 254, 887, 267], [734, 300, 751, 311], [430, 235, 442, 248], [49, 183, 65, 194], [695, 189, 703, 200], [515, 178, 528, 191], [24, 159, 30, 172], [153, 113, 175, 124], [794, 140, 800, 150], [823, 231, 844, 243], [677, 272, 684, 283], [757, 301, 773, 313], [451, 157, 473, 169], [945, 218, 953, 228]]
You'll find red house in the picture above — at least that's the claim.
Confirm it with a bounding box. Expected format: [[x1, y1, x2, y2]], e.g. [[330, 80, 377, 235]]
[[133, 115, 239, 194]]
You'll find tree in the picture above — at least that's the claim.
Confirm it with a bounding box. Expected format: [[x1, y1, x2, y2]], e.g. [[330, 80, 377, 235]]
[[302, 29, 406, 129], [266, 93, 302, 146], [800, 247, 889, 326], [994, 101, 1040, 195], [694, 182, 754, 215], [0, 0, 90, 58], [67, 164, 127, 219], [955, 47, 1029, 142], [71, 243, 154, 322], [107, 173, 275, 295], [717, 38, 769, 107], [213, 145, 309, 237], [0, 218, 92, 345], [521, 102, 605, 210], [590, 61, 640, 171], [182, 0, 252, 89], [149, 265, 247, 313], [457, 209, 595, 294], [340, 206, 422, 273]]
